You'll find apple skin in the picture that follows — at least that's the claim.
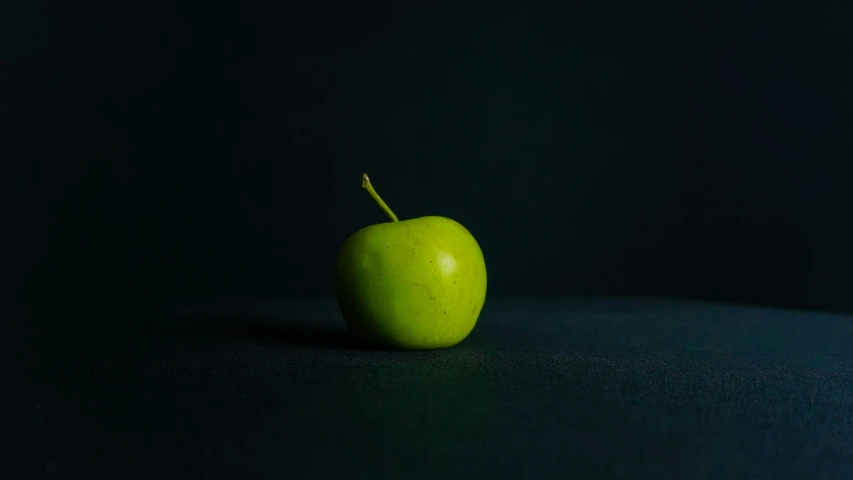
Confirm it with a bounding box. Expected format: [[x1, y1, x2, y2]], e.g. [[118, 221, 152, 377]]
[[335, 215, 487, 350]]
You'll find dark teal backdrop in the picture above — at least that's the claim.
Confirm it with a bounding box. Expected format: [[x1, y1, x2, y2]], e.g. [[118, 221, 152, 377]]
[[4, 1, 851, 312]]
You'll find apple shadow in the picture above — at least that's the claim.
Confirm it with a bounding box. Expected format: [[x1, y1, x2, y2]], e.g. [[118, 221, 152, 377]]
[[168, 316, 362, 350], [31, 299, 383, 352]]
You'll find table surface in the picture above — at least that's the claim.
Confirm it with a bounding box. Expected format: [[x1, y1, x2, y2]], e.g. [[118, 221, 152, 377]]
[[7, 297, 853, 479]]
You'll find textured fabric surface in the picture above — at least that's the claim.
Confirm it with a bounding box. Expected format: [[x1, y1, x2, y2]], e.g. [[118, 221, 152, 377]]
[[8, 298, 853, 479]]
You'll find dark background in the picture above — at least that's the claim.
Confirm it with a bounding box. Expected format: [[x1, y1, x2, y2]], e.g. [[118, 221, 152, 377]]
[[3, 0, 852, 313], [4, 3, 853, 479]]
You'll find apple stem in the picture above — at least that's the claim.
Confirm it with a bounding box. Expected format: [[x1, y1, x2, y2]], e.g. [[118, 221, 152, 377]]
[[361, 173, 399, 222]]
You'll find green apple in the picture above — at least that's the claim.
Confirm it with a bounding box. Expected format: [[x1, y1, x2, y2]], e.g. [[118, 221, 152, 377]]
[[334, 174, 487, 350]]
